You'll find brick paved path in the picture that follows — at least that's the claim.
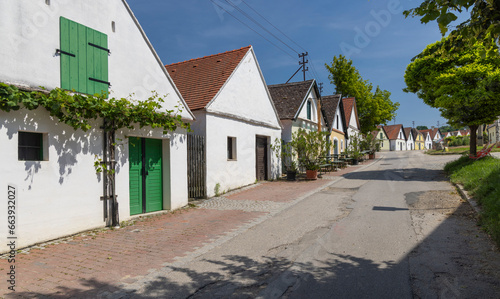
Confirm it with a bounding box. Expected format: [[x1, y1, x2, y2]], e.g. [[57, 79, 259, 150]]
[[0, 160, 372, 298]]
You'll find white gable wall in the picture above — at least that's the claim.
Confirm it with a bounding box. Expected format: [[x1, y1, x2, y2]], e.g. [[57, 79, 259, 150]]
[[0, 0, 191, 252], [208, 49, 281, 128], [346, 109, 360, 148], [0, 0, 192, 119], [406, 132, 414, 150]]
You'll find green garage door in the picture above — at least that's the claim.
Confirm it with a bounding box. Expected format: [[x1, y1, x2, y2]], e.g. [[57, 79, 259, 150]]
[[129, 137, 163, 215]]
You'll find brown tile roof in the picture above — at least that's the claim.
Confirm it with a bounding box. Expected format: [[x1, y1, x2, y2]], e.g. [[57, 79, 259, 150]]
[[267, 80, 316, 120], [404, 127, 413, 140], [384, 124, 405, 140], [342, 97, 360, 129], [165, 46, 251, 111], [321, 94, 342, 131], [419, 128, 441, 140], [411, 128, 422, 140]]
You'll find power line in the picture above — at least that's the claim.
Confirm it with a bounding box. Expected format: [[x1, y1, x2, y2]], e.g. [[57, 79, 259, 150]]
[[224, 0, 299, 55], [239, 0, 307, 53], [210, 0, 296, 60]]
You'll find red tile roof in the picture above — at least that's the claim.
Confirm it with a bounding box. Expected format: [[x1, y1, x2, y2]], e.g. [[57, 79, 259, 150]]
[[419, 128, 441, 140], [404, 127, 413, 140], [165, 46, 251, 111], [384, 124, 405, 140], [342, 97, 360, 129]]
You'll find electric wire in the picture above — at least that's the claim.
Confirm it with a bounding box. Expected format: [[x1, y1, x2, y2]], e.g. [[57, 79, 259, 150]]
[[224, 0, 299, 55], [213, 0, 331, 92], [210, 0, 296, 60], [239, 0, 307, 53]]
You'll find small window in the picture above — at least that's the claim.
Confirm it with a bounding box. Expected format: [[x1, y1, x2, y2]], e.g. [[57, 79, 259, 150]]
[[307, 101, 312, 120], [18, 132, 44, 161], [336, 115, 339, 129], [380, 133, 383, 139], [227, 137, 237, 160]]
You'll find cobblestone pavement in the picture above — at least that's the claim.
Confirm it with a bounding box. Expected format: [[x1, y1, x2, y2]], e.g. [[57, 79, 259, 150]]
[[0, 159, 375, 298]]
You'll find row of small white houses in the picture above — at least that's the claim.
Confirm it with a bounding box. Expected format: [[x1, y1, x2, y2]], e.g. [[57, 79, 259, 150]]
[[373, 125, 470, 152], [0, 0, 364, 252]]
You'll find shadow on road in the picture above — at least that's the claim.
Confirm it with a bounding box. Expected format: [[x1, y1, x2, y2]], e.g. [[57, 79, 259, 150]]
[[13, 197, 500, 299], [344, 168, 447, 182]]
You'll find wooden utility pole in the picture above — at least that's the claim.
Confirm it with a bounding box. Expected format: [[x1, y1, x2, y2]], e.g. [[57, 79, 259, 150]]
[[299, 52, 308, 81]]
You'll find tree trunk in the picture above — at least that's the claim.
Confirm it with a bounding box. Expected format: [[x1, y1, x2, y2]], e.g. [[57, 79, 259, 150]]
[[496, 118, 500, 144], [470, 124, 478, 157]]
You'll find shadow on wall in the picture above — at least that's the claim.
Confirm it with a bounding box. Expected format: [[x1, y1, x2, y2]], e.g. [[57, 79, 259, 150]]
[[0, 109, 127, 188]]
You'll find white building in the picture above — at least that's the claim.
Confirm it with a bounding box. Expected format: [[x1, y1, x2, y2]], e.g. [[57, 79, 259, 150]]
[[321, 95, 347, 155], [385, 124, 407, 151], [0, 0, 194, 252], [404, 127, 415, 150], [166, 46, 282, 198], [421, 131, 433, 149], [341, 97, 361, 149], [268, 79, 327, 143]]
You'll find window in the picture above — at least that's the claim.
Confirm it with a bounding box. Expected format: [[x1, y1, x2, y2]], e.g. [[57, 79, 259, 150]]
[[59, 17, 109, 95], [336, 115, 339, 129], [380, 133, 383, 139], [18, 132, 44, 161], [307, 101, 312, 120], [227, 137, 237, 160]]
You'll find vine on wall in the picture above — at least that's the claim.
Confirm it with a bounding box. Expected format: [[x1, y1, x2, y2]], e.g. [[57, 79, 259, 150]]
[[0, 83, 190, 132]]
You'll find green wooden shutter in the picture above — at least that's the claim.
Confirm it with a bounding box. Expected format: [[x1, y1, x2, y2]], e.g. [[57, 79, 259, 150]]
[[60, 17, 108, 96]]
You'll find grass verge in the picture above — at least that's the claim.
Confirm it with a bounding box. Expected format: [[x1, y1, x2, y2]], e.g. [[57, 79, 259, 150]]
[[444, 155, 500, 247]]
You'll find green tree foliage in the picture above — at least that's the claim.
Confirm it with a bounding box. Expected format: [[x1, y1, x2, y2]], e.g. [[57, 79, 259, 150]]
[[416, 125, 429, 130], [325, 55, 399, 134], [403, 38, 500, 155], [404, 0, 499, 55]]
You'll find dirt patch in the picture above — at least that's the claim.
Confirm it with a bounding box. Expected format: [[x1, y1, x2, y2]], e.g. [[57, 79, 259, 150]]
[[406, 190, 500, 298]]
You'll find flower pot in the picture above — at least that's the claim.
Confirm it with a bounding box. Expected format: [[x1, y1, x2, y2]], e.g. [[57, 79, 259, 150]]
[[352, 159, 359, 165], [306, 169, 318, 180], [286, 170, 297, 181], [369, 153, 375, 159]]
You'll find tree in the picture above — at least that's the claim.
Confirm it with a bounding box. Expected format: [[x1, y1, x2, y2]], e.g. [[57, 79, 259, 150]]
[[325, 55, 399, 133], [404, 38, 500, 156], [404, 0, 499, 55], [416, 125, 429, 130]]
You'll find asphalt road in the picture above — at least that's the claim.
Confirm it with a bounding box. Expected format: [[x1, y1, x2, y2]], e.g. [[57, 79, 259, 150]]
[[126, 151, 500, 298]]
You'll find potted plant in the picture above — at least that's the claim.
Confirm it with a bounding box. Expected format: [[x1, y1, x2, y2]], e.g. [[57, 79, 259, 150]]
[[347, 133, 363, 165], [363, 133, 380, 159], [292, 129, 329, 180]]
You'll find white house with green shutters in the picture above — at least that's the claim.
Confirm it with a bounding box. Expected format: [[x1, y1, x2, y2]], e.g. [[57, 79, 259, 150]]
[[0, 0, 194, 253]]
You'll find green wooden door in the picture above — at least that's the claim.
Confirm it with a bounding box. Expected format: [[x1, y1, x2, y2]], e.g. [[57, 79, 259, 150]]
[[145, 138, 163, 213], [129, 137, 143, 216], [129, 137, 163, 215]]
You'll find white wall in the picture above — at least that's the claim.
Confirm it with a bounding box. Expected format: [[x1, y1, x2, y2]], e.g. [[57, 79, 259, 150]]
[[0, 108, 105, 251], [205, 113, 281, 197], [208, 49, 280, 128], [0, 0, 192, 120], [0, 0, 192, 252], [346, 109, 360, 148]]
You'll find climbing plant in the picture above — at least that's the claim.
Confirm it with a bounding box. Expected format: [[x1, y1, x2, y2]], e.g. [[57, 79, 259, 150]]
[[0, 83, 190, 132]]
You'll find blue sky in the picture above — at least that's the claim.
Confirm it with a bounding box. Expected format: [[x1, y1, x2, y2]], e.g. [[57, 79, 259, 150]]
[[127, 0, 452, 129]]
